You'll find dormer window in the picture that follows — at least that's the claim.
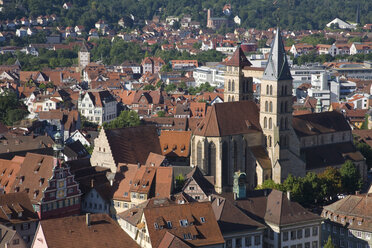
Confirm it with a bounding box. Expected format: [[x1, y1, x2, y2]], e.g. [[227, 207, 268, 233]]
[[154, 223, 159, 229], [358, 221, 362, 226], [167, 221, 172, 229], [179, 219, 188, 227], [349, 219, 353, 225], [200, 217, 206, 223]]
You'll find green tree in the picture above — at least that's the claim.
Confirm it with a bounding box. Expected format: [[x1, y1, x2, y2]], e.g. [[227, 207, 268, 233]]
[[324, 236, 335, 248], [164, 83, 177, 93], [355, 141, 372, 170], [143, 84, 155, 90], [103, 110, 140, 130], [318, 167, 342, 200], [340, 160, 363, 194], [157, 111, 166, 117]]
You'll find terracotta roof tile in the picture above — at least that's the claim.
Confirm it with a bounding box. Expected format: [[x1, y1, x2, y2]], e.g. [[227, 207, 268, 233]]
[[159, 131, 191, 157], [38, 213, 140, 248]]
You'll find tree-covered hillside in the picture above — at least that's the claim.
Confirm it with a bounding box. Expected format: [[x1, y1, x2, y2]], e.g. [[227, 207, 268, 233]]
[[2, 0, 372, 30]]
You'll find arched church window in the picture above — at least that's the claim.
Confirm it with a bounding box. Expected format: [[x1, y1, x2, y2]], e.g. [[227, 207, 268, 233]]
[[233, 140, 238, 172], [222, 142, 229, 186], [197, 141, 203, 168], [266, 85, 269, 95], [284, 102, 288, 113], [280, 118, 284, 130], [232, 96, 235, 101], [208, 142, 216, 178], [280, 102, 284, 113], [284, 85, 288, 96], [232, 80, 235, 91], [265, 101, 268, 112], [228, 80, 231, 91], [285, 117, 288, 130], [268, 136, 272, 147], [264, 117, 267, 128], [270, 85, 273, 95], [269, 102, 273, 112], [228, 95, 231, 102], [269, 118, 272, 129]]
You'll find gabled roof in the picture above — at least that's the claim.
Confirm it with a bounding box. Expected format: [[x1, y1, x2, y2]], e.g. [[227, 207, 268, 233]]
[[292, 111, 351, 137], [144, 201, 225, 248], [184, 167, 215, 195], [158, 231, 192, 248], [263, 27, 292, 81], [0, 192, 38, 225], [104, 126, 161, 165], [38, 213, 139, 248], [210, 195, 265, 234], [194, 101, 261, 137], [225, 46, 252, 68]]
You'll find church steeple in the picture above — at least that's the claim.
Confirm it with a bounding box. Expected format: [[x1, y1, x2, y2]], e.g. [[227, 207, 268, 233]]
[[223, 44, 253, 102], [263, 27, 292, 81]]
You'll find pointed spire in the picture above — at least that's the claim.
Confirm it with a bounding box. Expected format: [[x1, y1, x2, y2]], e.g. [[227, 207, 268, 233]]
[[80, 41, 89, 53], [225, 44, 252, 68], [262, 27, 292, 81]]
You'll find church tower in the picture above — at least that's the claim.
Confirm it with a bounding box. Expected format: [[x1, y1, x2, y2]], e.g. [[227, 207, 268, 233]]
[[78, 42, 90, 71], [224, 44, 253, 102], [259, 27, 305, 183]]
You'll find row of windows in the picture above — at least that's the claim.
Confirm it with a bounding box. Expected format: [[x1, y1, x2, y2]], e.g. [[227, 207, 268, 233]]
[[41, 197, 80, 212], [285, 241, 318, 248], [83, 201, 108, 211], [264, 101, 290, 113], [282, 227, 318, 241], [225, 235, 261, 248]]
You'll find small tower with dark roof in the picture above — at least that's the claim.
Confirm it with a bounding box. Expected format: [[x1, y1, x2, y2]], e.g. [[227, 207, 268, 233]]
[[223, 42, 253, 102], [78, 42, 90, 70], [260, 27, 305, 183]]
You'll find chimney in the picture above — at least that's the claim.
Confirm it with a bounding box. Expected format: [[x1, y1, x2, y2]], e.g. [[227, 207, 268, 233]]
[[208, 195, 212, 202], [86, 213, 91, 226], [137, 162, 141, 169], [355, 191, 360, 195], [287, 191, 291, 201]]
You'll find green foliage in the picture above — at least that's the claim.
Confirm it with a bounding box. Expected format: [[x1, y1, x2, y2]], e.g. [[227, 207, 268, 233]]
[[355, 141, 372, 170], [324, 236, 335, 248], [360, 114, 369, 130], [81, 115, 99, 130], [258, 161, 363, 206], [164, 83, 177, 93], [299, 34, 335, 46], [84, 145, 94, 155], [340, 160, 363, 194], [157, 111, 166, 117], [103, 110, 140, 130], [1, 0, 371, 31], [175, 173, 185, 191], [143, 85, 155, 90], [0, 90, 28, 125], [188, 82, 215, 95]]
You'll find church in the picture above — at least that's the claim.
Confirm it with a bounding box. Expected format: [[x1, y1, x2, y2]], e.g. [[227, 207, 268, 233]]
[[190, 28, 367, 193]]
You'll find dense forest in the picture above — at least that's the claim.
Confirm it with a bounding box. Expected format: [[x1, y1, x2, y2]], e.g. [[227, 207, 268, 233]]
[[2, 0, 372, 31]]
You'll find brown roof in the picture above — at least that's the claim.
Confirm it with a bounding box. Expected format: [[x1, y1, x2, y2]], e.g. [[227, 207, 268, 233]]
[[158, 231, 192, 248], [302, 142, 364, 170], [104, 126, 161, 165], [144, 201, 225, 248], [292, 111, 351, 137], [86, 90, 116, 107], [0, 192, 38, 225], [234, 189, 322, 227], [0, 134, 54, 154], [225, 46, 252, 68], [112, 163, 138, 201], [0, 156, 24, 193], [210, 195, 265, 234], [323, 194, 372, 232], [251, 146, 271, 170], [159, 131, 191, 157], [10, 153, 54, 203], [38, 213, 140, 248], [194, 101, 261, 137]]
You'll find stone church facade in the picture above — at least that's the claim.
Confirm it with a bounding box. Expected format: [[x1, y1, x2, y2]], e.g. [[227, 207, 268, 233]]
[[190, 28, 366, 193]]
